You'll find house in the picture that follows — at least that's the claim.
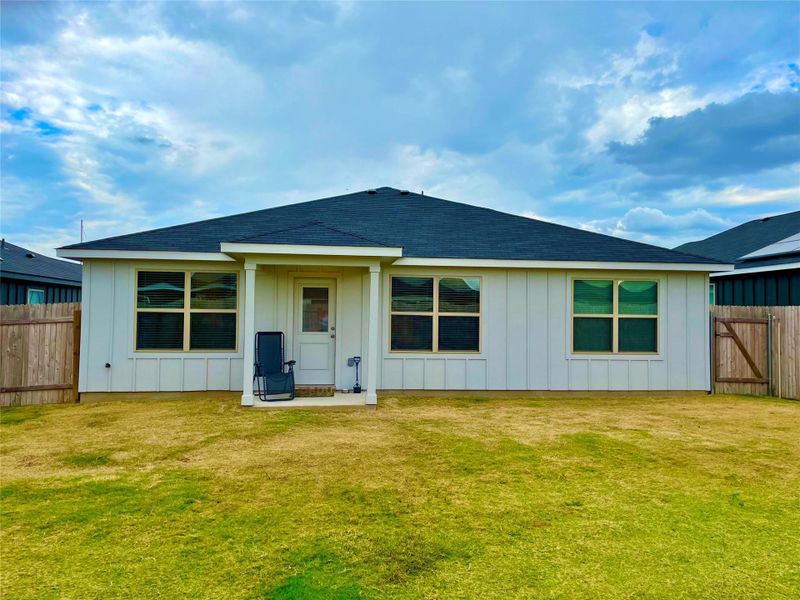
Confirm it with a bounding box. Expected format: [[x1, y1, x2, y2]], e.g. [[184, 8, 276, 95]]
[[57, 187, 730, 406], [0, 240, 82, 305], [675, 210, 800, 307]]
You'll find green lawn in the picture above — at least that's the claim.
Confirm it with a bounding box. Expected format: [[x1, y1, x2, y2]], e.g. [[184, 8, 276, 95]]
[[2, 393, 799, 599]]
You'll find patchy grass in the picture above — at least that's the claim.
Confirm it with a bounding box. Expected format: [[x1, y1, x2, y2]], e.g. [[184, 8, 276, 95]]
[[1, 393, 799, 599]]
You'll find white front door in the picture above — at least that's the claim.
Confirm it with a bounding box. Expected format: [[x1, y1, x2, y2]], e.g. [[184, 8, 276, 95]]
[[293, 279, 336, 385]]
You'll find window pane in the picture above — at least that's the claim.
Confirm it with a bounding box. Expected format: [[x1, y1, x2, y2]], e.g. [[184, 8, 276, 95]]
[[573, 317, 612, 352], [438, 316, 479, 351], [137, 271, 184, 308], [302, 287, 329, 332], [27, 289, 44, 305], [619, 318, 657, 352], [191, 272, 237, 309], [619, 281, 657, 315], [190, 313, 236, 350], [392, 277, 433, 312], [439, 278, 480, 313], [391, 315, 433, 351], [573, 280, 612, 314], [136, 312, 183, 350]]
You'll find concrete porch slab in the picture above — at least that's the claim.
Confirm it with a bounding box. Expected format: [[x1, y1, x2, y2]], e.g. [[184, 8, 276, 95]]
[[252, 391, 367, 408]]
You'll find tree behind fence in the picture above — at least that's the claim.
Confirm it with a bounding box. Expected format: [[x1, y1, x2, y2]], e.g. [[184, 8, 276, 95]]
[[0, 302, 81, 406], [712, 305, 799, 400]]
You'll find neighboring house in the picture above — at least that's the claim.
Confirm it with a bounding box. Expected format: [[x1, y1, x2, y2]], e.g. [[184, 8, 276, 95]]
[[0, 240, 82, 305], [57, 187, 730, 406], [675, 211, 800, 307]]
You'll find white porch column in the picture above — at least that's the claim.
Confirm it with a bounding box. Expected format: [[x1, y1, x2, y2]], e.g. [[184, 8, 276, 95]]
[[241, 263, 256, 406], [366, 264, 381, 406]]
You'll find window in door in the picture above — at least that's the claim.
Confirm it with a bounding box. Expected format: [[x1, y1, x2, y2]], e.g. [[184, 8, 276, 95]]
[[302, 287, 329, 332]]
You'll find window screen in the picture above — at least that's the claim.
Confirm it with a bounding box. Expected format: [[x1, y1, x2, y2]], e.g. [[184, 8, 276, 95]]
[[391, 277, 433, 312], [137, 271, 184, 308], [391, 315, 433, 351], [191, 272, 237, 309], [573, 280, 612, 314], [190, 313, 236, 350], [438, 316, 479, 351], [618, 318, 657, 353], [439, 278, 480, 313], [619, 281, 657, 315], [573, 317, 613, 352], [136, 312, 184, 350]]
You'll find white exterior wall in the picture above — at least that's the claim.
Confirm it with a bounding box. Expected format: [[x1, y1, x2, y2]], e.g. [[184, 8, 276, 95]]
[[379, 267, 710, 392], [80, 259, 710, 393], [79, 259, 246, 393]]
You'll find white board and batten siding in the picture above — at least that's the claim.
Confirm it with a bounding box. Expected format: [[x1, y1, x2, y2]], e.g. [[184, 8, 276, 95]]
[[80, 259, 710, 393], [379, 268, 710, 392], [79, 260, 246, 393]]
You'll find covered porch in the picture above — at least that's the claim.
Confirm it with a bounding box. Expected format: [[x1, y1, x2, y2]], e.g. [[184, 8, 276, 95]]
[[221, 241, 402, 407]]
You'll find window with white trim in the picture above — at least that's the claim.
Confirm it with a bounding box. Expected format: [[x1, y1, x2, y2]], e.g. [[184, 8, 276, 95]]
[[135, 271, 238, 351], [390, 276, 480, 352], [27, 288, 45, 305], [572, 279, 658, 353]]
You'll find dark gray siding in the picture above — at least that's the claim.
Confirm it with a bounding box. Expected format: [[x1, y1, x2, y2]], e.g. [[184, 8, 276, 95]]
[[0, 279, 81, 305], [714, 268, 800, 306]]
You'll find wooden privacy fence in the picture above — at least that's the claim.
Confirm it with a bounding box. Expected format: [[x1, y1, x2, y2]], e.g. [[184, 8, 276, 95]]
[[0, 302, 81, 406], [712, 305, 799, 400]]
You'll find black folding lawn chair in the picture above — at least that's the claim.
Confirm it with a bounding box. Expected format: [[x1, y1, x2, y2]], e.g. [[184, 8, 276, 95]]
[[253, 332, 296, 401]]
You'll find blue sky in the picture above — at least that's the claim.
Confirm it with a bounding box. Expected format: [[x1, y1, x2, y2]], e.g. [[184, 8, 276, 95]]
[[1, 1, 798, 256]]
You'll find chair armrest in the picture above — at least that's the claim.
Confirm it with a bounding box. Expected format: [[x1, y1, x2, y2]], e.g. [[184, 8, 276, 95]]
[[285, 360, 296, 372]]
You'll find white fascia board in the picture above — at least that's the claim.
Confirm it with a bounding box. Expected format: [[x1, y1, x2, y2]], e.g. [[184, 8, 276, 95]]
[[57, 249, 236, 262], [391, 257, 734, 272], [710, 261, 800, 278], [220, 242, 403, 257]]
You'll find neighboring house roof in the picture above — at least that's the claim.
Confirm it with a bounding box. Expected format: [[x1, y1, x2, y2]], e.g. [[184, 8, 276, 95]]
[[61, 187, 721, 265], [0, 240, 82, 285], [675, 210, 800, 269]]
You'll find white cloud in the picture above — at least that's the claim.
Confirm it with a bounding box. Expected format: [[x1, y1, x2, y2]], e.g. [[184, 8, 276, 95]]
[[667, 184, 800, 207], [581, 206, 733, 247], [547, 29, 800, 152], [0, 8, 269, 246], [586, 87, 710, 150]]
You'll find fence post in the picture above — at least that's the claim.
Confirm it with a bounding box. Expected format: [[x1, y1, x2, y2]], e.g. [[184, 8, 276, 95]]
[[72, 308, 81, 403], [767, 313, 773, 397]]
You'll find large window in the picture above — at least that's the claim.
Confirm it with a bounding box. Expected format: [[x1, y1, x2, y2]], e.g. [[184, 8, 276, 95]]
[[572, 279, 658, 354], [135, 271, 238, 351], [390, 276, 480, 352]]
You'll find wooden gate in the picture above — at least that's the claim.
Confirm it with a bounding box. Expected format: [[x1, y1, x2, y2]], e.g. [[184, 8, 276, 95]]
[[712, 305, 799, 400], [713, 316, 770, 396], [0, 302, 81, 406]]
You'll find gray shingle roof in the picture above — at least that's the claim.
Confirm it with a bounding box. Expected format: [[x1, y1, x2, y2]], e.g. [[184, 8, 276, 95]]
[[674, 210, 800, 267], [62, 187, 720, 264], [1, 240, 82, 284], [232, 221, 392, 247]]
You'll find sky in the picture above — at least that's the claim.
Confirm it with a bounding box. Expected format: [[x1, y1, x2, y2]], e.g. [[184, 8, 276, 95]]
[[1, 1, 799, 257]]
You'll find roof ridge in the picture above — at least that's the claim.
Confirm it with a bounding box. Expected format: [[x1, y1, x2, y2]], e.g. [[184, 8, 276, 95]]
[[230, 220, 392, 247], [312, 222, 392, 247], [231, 221, 323, 242]]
